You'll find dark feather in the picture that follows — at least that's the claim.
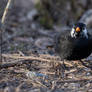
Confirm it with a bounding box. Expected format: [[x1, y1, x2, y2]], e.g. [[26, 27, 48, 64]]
[[55, 24, 92, 60]]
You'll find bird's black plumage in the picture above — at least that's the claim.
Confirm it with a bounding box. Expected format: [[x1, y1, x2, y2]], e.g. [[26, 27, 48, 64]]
[[55, 23, 92, 60]]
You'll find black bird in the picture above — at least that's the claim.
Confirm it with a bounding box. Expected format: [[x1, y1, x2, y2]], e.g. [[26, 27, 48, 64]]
[[55, 22, 92, 61]]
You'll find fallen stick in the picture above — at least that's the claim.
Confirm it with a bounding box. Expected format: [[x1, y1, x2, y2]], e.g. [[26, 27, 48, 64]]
[[0, 0, 12, 62], [57, 79, 92, 83], [1, 54, 73, 69], [0, 54, 61, 69], [2, 54, 59, 63], [1, 0, 12, 24], [0, 59, 25, 69]]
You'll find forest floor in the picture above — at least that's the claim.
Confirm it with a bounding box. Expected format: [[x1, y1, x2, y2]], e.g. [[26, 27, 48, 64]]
[[1, 0, 92, 92]]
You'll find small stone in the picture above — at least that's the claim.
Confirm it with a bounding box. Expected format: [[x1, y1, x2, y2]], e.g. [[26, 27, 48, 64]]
[[86, 72, 90, 76]]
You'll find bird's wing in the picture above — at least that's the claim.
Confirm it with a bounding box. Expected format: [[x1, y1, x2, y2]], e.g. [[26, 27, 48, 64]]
[[55, 30, 73, 54]]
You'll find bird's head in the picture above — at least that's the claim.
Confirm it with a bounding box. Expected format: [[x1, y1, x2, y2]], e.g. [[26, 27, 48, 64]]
[[71, 22, 88, 39]]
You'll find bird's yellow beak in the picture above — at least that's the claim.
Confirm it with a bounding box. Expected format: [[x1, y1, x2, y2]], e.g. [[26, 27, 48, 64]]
[[76, 27, 80, 32]]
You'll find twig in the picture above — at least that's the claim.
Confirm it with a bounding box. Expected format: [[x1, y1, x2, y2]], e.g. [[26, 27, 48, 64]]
[[2, 54, 59, 62], [1, 0, 12, 24], [0, 0, 12, 63], [0, 59, 24, 69], [57, 79, 92, 83], [1, 54, 73, 68], [0, 54, 62, 68]]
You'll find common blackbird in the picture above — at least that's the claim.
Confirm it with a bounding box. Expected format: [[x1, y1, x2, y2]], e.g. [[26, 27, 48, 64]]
[[55, 22, 92, 60]]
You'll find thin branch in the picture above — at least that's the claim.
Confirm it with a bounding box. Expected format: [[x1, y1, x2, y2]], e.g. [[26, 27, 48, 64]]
[[57, 79, 92, 83], [0, 54, 58, 68], [0, 54, 73, 68], [2, 54, 62, 63], [1, 0, 12, 24], [0, 0, 12, 63]]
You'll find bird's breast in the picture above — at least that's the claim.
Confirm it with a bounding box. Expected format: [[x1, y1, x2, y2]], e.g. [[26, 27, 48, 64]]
[[56, 36, 92, 60]]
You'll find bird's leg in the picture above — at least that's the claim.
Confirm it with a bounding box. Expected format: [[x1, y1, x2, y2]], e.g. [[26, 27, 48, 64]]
[[62, 60, 69, 70], [60, 60, 66, 78]]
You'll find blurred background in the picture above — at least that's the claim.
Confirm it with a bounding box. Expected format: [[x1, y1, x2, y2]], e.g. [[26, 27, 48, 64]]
[[1, 0, 92, 54], [1, 0, 92, 92]]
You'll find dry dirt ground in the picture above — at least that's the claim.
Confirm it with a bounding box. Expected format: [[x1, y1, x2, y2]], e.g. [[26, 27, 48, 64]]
[[1, 0, 92, 92]]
